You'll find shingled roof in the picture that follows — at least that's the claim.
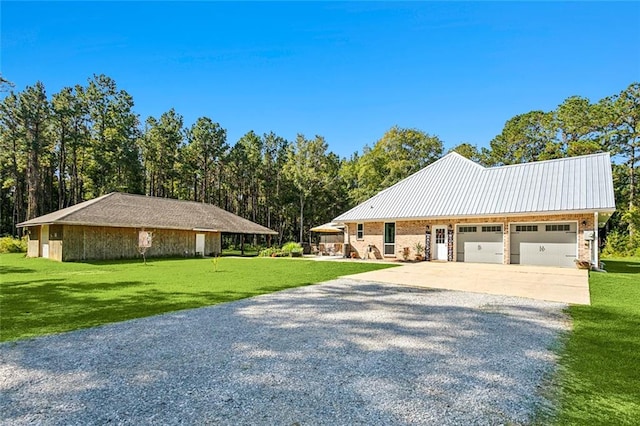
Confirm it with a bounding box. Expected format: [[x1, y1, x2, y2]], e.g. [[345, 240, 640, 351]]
[[334, 152, 616, 222], [18, 192, 278, 235]]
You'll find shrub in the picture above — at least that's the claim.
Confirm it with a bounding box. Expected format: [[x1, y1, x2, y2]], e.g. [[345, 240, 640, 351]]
[[0, 236, 27, 254], [601, 230, 640, 257], [258, 247, 278, 257], [281, 241, 302, 255]]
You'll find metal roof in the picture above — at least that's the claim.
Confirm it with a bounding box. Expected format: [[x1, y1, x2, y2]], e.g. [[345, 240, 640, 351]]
[[18, 192, 278, 235], [334, 152, 616, 222]]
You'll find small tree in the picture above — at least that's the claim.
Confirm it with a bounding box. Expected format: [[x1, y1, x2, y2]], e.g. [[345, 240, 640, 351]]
[[137, 230, 152, 265]]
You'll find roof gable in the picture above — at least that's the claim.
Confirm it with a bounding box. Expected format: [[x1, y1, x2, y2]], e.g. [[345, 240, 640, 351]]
[[334, 152, 615, 222]]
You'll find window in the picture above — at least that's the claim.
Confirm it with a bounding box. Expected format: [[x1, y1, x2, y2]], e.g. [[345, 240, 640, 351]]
[[482, 225, 502, 233], [356, 223, 364, 240], [435, 228, 446, 244], [545, 224, 570, 232], [515, 225, 538, 232], [458, 226, 477, 233]]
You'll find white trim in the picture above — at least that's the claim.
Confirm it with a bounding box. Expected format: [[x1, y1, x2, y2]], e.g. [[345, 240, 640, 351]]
[[383, 221, 396, 257], [356, 223, 364, 240], [594, 212, 599, 266], [334, 209, 615, 224], [432, 225, 448, 261]]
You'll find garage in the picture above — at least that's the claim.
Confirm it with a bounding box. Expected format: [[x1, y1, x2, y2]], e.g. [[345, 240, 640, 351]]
[[456, 224, 504, 264], [509, 222, 577, 268]]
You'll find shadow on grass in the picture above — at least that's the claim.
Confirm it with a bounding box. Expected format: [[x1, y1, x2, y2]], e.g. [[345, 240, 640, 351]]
[[601, 259, 640, 274], [0, 277, 262, 342], [0, 265, 36, 274]]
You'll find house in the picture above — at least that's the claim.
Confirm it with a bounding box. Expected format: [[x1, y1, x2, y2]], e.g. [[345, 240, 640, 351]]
[[334, 152, 616, 268], [18, 192, 277, 261]]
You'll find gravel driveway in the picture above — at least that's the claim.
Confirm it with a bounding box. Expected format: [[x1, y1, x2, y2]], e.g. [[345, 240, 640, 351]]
[[0, 279, 569, 425]]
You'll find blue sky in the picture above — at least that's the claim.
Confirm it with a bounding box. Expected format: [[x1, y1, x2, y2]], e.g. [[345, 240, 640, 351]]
[[2, 2, 639, 158]]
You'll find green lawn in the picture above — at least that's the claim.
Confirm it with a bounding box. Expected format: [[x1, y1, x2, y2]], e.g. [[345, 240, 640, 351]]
[[554, 257, 640, 425], [0, 253, 394, 342]]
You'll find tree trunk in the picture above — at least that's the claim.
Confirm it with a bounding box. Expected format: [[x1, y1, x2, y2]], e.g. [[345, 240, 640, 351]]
[[299, 194, 304, 243]]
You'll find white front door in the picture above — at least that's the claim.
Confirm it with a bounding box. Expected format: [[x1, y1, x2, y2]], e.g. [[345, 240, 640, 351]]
[[41, 225, 50, 258], [433, 226, 447, 261], [195, 234, 205, 256]]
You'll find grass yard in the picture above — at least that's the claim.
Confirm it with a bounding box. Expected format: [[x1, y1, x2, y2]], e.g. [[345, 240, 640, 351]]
[[0, 253, 394, 342], [554, 258, 640, 425]]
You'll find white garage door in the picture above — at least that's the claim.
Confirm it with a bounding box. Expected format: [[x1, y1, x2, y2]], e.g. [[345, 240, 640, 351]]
[[510, 223, 577, 268], [456, 225, 504, 264]]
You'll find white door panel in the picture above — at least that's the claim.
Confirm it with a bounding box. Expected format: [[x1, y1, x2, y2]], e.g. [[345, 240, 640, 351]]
[[195, 234, 205, 256], [510, 222, 577, 268], [434, 227, 447, 261], [456, 225, 503, 264], [464, 242, 503, 264]]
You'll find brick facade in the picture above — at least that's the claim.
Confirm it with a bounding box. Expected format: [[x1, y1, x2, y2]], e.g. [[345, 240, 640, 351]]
[[344, 212, 595, 264]]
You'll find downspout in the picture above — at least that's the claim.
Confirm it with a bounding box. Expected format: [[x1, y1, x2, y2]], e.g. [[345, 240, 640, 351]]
[[594, 212, 599, 267]]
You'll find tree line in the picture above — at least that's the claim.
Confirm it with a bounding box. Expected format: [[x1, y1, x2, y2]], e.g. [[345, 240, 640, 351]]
[[0, 74, 638, 251]]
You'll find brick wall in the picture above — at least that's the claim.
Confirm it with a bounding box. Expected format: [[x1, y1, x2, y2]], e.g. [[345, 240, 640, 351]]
[[344, 212, 595, 264]]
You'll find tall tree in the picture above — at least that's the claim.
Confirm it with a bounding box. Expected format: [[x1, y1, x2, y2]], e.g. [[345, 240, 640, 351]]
[[0, 93, 26, 234], [141, 109, 184, 197], [284, 134, 332, 243], [51, 86, 90, 208], [84, 74, 142, 197], [350, 126, 443, 202], [182, 117, 227, 203], [262, 132, 293, 244], [18, 82, 51, 219], [449, 143, 484, 164], [604, 83, 640, 236], [486, 111, 555, 166]]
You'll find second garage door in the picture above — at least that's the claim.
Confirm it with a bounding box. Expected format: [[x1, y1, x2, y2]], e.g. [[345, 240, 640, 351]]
[[510, 222, 577, 268], [456, 224, 504, 264]]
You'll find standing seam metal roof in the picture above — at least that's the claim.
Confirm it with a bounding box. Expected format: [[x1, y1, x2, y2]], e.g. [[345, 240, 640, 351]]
[[334, 152, 615, 222]]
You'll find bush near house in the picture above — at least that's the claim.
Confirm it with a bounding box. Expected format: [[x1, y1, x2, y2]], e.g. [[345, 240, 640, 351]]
[[0, 236, 27, 253], [602, 231, 640, 258], [258, 242, 303, 257]]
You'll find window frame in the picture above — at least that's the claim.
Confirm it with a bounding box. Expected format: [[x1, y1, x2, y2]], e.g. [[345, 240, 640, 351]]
[[356, 223, 364, 240]]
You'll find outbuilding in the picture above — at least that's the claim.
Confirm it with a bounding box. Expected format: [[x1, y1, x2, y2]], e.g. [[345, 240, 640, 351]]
[[18, 192, 277, 261], [334, 152, 616, 268]]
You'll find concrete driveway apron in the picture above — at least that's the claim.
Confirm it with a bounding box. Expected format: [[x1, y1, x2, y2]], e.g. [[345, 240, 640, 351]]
[[343, 261, 590, 305]]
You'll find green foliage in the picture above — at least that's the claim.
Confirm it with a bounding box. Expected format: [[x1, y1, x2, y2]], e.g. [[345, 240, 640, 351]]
[[554, 258, 640, 424], [602, 230, 640, 258], [347, 126, 443, 203], [281, 241, 302, 255], [211, 253, 221, 272], [258, 247, 279, 257], [0, 236, 27, 253], [0, 253, 395, 341], [1, 77, 638, 248], [602, 231, 630, 257], [413, 242, 425, 255]]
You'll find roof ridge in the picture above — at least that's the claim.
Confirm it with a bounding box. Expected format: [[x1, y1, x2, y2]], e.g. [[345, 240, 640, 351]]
[[489, 152, 611, 170], [115, 192, 227, 211]]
